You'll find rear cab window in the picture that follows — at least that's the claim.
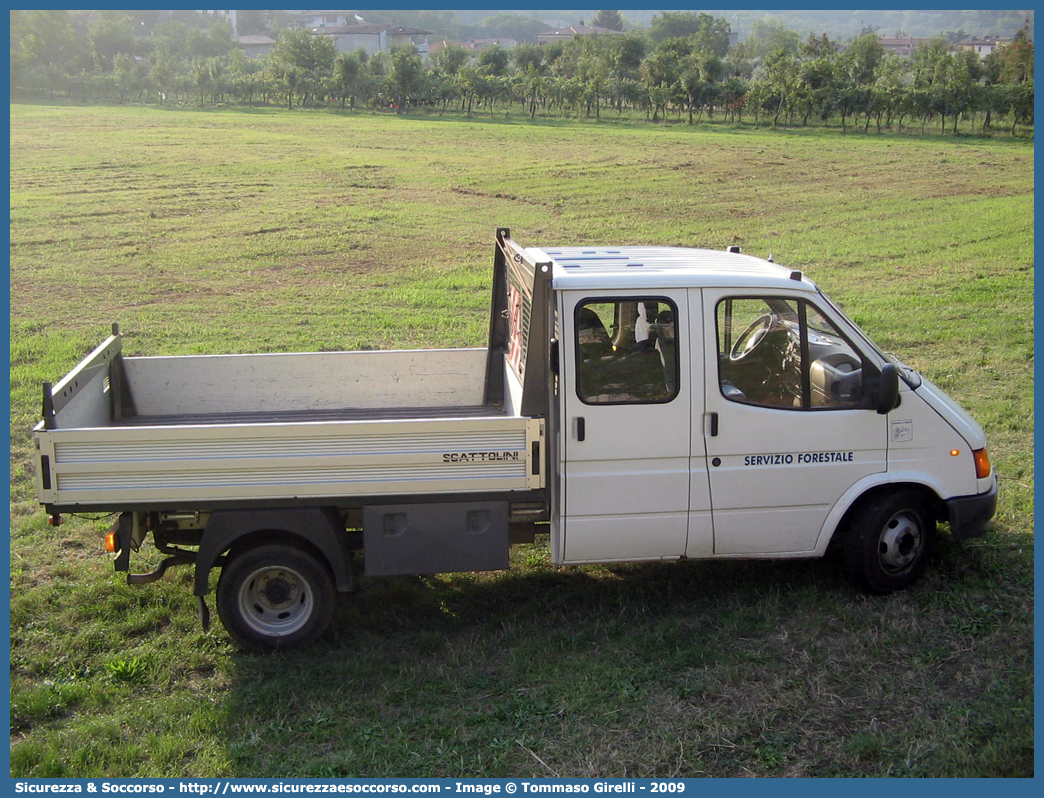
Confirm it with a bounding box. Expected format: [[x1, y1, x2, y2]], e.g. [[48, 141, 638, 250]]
[[575, 297, 679, 405]]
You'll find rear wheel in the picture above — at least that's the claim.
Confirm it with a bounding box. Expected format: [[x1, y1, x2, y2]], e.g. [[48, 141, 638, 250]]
[[216, 543, 335, 651], [844, 490, 934, 594]]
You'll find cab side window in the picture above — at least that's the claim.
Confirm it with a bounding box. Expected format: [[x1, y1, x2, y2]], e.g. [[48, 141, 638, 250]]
[[716, 297, 865, 410], [576, 298, 678, 404]]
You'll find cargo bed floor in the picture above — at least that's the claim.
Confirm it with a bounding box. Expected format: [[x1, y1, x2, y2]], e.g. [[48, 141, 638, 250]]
[[115, 404, 506, 426]]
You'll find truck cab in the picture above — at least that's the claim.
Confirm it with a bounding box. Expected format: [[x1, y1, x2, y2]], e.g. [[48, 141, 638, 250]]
[[501, 234, 997, 590]]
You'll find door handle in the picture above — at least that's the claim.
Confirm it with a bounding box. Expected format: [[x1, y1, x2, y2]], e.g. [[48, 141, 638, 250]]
[[708, 412, 719, 437], [576, 417, 586, 442]]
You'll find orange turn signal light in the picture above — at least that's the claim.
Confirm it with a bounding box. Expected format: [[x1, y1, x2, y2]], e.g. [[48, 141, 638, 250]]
[[973, 448, 992, 479], [105, 530, 118, 553], [950, 449, 961, 457]]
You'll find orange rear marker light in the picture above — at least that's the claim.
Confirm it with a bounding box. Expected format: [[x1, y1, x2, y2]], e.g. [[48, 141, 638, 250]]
[[973, 448, 992, 479], [105, 531, 117, 553]]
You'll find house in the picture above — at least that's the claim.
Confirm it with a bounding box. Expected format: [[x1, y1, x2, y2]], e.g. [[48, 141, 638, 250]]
[[428, 39, 462, 57], [960, 37, 1011, 56], [466, 37, 519, 52], [536, 21, 626, 45], [288, 10, 363, 29], [878, 36, 935, 56], [234, 34, 275, 59], [877, 35, 1011, 58], [202, 10, 361, 36], [311, 24, 433, 58]]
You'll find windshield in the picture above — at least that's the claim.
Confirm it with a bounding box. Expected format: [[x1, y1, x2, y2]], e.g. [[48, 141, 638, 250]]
[[816, 290, 923, 388]]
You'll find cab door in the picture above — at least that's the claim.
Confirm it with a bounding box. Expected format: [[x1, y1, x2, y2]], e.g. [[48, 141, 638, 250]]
[[559, 288, 706, 563], [702, 290, 888, 554]]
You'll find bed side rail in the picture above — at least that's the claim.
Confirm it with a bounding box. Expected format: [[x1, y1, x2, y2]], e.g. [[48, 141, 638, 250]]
[[42, 323, 128, 430]]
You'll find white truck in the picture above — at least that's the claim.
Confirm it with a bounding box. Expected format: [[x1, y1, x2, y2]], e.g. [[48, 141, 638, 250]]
[[35, 229, 998, 650]]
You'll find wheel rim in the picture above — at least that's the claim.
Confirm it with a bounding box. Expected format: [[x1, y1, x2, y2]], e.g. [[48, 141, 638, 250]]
[[877, 509, 924, 575], [237, 565, 313, 638]]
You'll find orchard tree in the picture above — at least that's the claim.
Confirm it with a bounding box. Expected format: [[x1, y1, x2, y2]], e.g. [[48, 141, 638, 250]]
[[148, 54, 176, 102], [456, 65, 479, 115], [477, 44, 510, 77], [270, 28, 336, 105], [389, 45, 424, 111], [761, 49, 801, 127], [112, 52, 141, 102], [796, 35, 840, 125], [1005, 81, 1034, 134], [576, 50, 609, 117], [643, 37, 693, 88], [512, 43, 546, 117], [192, 58, 212, 105], [643, 39, 693, 121], [868, 53, 910, 131], [845, 33, 884, 86], [995, 26, 1034, 84], [433, 44, 471, 77], [677, 51, 726, 123], [911, 38, 958, 132], [271, 28, 335, 74], [841, 34, 885, 132], [333, 50, 365, 108], [911, 37, 952, 88], [513, 43, 544, 75], [607, 33, 646, 81], [720, 75, 748, 123]]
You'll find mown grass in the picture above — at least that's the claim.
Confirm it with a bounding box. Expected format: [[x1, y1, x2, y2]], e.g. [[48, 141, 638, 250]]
[[8, 102, 1034, 778]]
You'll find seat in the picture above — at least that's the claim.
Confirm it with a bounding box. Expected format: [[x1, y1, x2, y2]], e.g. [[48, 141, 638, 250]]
[[634, 301, 659, 349], [577, 307, 613, 361], [654, 309, 677, 395]]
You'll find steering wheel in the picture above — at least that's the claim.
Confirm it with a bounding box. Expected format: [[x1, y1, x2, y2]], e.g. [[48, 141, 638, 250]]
[[730, 314, 777, 361]]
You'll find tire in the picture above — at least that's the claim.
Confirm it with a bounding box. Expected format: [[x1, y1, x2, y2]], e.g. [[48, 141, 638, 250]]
[[216, 543, 335, 652], [843, 489, 934, 594]]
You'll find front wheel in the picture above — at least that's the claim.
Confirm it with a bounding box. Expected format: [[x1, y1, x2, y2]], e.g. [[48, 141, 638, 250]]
[[216, 543, 335, 652], [843, 490, 934, 594]]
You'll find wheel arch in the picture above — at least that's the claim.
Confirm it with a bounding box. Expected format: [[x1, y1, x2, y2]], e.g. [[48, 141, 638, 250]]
[[815, 474, 947, 556], [194, 507, 353, 597]]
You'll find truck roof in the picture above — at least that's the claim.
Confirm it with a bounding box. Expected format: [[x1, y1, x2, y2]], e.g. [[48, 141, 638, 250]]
[[529, 246, 817, 293]]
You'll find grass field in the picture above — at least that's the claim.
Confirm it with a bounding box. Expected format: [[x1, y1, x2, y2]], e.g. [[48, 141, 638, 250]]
[[8, 102, 1034, 778]]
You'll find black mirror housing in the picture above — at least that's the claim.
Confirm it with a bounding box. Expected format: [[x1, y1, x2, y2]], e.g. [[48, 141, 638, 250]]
[[875, 363, 900, 414]]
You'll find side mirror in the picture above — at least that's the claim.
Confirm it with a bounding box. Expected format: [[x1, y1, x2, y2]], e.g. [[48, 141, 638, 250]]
[[874, 363, 900, 415]]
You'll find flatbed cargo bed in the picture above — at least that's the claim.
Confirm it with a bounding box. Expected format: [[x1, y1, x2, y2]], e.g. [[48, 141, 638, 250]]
[[35, 333, 544, 511]]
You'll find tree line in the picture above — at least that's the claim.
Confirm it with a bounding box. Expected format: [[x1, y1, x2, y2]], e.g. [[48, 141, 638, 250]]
[[10, 10, 1034, 136]]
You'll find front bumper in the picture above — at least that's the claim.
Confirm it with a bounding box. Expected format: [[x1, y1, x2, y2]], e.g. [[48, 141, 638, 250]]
[[946, 475, 999, 540]]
